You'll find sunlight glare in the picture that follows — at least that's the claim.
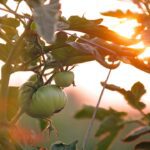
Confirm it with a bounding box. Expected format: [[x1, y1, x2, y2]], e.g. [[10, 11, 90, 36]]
[[112, 19, 138, 38], [138, 47, 150, 59]]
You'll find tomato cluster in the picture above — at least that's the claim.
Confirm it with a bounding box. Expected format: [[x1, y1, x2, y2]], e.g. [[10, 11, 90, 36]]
[[19, 71, 74, 119]]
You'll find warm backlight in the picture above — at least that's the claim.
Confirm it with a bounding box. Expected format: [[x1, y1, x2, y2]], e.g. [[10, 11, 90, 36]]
[[112, 19, 138, 38]]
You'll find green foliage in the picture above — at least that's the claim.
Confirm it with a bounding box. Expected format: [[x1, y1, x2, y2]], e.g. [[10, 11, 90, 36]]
[[131, 82, 146, 101], [0, 0, 150, 150], [123, 126, 150, 142], [101, 82, 146, 110], [75, 105, 126, 120], [0, 0, 7, 4], [75, 106, 126, 149], [135, 141, 150, 150], [67, 16, 138, 46], [96, 128, 120, 150], [0, 17, 20, 28], [51, 141, 78, 150]]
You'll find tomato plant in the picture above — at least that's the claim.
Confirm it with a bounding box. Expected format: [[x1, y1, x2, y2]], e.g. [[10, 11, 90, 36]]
[[0, 0, 150, 150]]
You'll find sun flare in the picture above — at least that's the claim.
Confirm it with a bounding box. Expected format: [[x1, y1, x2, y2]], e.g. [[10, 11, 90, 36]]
[[138, 47, 150, 59], [112, 19, 138, 38]]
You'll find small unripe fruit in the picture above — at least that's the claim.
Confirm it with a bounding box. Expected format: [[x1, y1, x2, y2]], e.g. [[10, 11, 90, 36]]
[[54, 71, 74, 87]]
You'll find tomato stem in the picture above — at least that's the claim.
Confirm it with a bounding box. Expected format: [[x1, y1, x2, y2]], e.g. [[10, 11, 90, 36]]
[[10, 108, 24, 124]]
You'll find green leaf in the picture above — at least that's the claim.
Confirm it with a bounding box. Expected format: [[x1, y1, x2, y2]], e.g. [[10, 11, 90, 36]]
[[1, 24, 18, 40], [123, 126, 150, 142], [101, 82, 126, 94], [0, 0, 7, 4], [68, 41, 119, 69], [95, 115, 122, 136], [68, 16, 103, 30], [51, 140, 78, 150], [75, 106, 110, 120], [75, 105, 126, 121], [39, 119, 47, 130], [142, 113, 150, 123], [124, 91, 146, 110], [101, 10, 139, 19], [67, 16, 138, 46], [51, 45, 83, 62], [101, 82, 146, 110], [131, 82, 146, 101], [55, 31, 68, 44], [0, 17, 20, 28], [95, 115, 124, 150], [135, 141, 150, 150], [96, 129, 120, 150]]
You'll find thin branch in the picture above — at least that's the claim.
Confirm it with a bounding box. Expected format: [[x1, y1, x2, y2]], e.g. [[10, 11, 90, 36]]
[[0, 7, 27, 18], [10, 108, 24, 124], [0, 7, 29, 26], [82, 67, 112, 150]]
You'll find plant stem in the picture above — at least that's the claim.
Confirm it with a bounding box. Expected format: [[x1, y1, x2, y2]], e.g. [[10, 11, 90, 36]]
[[0, 65, 11, 123], [10, 108, 24, 124], [82, 68, 112, 150], [0, 21, 32, 123]]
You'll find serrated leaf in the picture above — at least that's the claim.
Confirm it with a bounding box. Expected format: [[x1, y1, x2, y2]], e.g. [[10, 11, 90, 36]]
[[101, 82, 146, 110], [124, 91, 146, 110], [51, 45, 82, 62], [51, 140, 78, 150], [68, 16, 103, 28], [101, 82, 126, 94], [131, 82, 146, 101], [96, 129, 120, 150], [75, 106, 110, 120], [135, 141, 150, 150], [123, 126, 150, 142], [68, 42, 119, 69], [67, 16, 138, 46], [75, 106, 126, 121], [29, 0, 60, 43], [95, 115, 122, 136], [101, 10, 139, 19]]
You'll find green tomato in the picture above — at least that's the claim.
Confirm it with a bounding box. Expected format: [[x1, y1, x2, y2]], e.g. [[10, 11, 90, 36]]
[[54, 71, 74, 87], [24, 85, 67, 119], [19, 81, 37, 111]]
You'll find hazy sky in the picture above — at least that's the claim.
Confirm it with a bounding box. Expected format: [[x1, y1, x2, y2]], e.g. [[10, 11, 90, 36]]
[[3, 0, 150, 114]]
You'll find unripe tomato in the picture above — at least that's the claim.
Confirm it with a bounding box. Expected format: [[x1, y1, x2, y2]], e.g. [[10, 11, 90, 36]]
[[20, 84, 67, 119], [19, 81, 37, 111], [54, 71, 74, 87]]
